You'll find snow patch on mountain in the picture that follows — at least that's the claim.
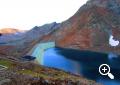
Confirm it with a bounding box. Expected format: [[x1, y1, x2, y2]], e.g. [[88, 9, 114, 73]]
[[109, 35, 119, 47]]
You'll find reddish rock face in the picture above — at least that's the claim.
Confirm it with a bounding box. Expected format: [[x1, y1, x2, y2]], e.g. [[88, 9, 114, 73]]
[[39, 0, 120, 54], [112, 28, 120, 40], [57, 28, 92, 49]]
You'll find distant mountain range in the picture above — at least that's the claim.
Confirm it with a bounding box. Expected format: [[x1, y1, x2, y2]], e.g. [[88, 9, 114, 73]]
[[0, 28, 25, 34], [0, 28, 26, 44], [24, 22, 60, 41], [1, 0, 120, 55]]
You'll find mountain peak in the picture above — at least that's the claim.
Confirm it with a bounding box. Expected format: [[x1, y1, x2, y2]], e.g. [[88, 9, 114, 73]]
[[37, 0, 120, 54], [0, 28, 25, 34], [87, 0, 120, 5], [86, 0, 120, 14]]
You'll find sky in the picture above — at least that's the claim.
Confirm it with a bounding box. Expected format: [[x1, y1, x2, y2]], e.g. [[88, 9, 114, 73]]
[[0, 0, 88, 30]]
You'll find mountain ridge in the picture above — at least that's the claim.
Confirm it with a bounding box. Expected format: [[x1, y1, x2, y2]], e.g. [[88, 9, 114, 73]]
[[1, 0, 120, 55], [0, 28, 25, 34], [36, 0, 120, 54]]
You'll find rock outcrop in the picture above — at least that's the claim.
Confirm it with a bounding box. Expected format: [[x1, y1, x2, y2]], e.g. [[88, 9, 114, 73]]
[[39, 0, 120, 54]]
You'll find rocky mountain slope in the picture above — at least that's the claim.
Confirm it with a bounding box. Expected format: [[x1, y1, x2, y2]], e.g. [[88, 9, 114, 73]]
[[24, 22, 60, 41], [38, 0, 120, 54], [1, 0, 120, 56], [0, 57, 100, 85]]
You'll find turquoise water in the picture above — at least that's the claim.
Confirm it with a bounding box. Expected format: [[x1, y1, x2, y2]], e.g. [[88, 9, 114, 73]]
[[30, 42, 55, 64], [40, 47, 120, 85]]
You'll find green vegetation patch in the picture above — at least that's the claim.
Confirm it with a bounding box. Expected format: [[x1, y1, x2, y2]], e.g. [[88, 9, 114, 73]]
[[0, 59, 14, 68], [18, 69, 49, 78], [18, 70, 38, 77], [17, 65, 83, 82]]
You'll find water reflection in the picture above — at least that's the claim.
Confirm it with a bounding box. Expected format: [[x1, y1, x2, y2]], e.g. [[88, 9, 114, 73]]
[[43, 48, 80, 74], [42, 47, 120, 85], [108, 53, 118, 60]]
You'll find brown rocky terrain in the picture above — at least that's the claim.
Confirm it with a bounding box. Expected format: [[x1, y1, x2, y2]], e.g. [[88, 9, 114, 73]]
[[2, 0, 120, 56], [37, 0, 120, 54], [0, 56, 100, 85], [1, 0, 120, 55]]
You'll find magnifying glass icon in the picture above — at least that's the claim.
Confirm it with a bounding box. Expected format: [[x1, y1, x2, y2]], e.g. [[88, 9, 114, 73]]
[[99, 64, 114, 79]]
